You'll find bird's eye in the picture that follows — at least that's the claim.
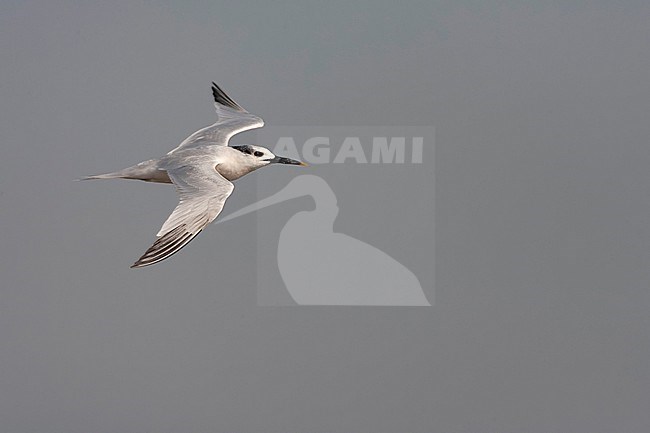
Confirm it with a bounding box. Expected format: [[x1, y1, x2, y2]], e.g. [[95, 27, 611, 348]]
[[254, 151, 264, 157]]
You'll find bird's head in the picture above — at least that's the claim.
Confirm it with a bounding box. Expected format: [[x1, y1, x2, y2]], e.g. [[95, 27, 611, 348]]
[[232, 145, 307, 168]]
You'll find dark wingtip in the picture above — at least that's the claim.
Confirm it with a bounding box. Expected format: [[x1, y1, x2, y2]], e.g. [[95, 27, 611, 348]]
[[211, 81, 245, 112], [130, 225, 198, 269]]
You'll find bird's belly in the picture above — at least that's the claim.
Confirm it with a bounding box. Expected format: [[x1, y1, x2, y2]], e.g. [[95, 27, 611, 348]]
[[144, 170, 173, 183]]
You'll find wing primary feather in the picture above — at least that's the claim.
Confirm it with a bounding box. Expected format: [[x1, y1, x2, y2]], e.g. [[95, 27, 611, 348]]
[[131, 233, 195, 268], [134, 232, 191, 263], [211, 82, 245, 112], [147, 232, 195, 260], [141, 230, 192, 262], [131, 226, 200, 268]]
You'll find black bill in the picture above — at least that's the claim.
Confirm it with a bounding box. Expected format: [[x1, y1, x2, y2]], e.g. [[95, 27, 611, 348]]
[[269, 156, 308, 166]]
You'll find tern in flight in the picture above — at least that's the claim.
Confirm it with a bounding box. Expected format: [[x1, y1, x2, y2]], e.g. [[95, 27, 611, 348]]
[[83, 82, 306, 268]]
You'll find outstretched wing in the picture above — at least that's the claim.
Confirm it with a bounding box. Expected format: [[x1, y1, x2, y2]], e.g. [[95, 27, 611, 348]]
[[131, 159, 234, 268], [168, 82, 264, 154]]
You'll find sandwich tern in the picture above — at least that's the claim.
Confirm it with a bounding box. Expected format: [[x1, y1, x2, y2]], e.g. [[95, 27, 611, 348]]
[[83, 82, 306, 268]]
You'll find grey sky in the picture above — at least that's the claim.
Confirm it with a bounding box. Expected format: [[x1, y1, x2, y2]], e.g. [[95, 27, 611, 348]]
[[1, 1, 650, 432]]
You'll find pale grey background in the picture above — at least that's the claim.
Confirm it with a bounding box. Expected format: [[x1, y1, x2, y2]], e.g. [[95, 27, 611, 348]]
[[1, 1, 649, 432]]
